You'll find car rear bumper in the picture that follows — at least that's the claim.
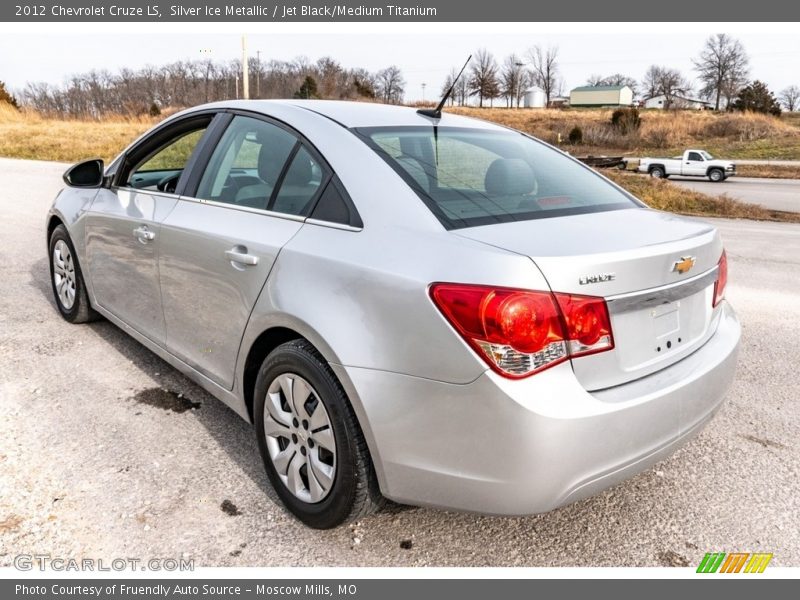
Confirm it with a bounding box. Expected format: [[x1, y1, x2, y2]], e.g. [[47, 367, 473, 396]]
[[335, 301, 740, 515]]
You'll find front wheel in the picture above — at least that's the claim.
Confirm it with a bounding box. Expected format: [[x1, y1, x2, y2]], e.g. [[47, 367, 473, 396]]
[[253, 340, 384, 528], [48, 225, 99, 323], [708, 168, 725, 182]]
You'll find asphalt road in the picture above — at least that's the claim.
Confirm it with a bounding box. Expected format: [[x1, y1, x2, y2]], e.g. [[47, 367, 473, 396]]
[[669, 176, 800, 213], [1, 158, 798, 568]]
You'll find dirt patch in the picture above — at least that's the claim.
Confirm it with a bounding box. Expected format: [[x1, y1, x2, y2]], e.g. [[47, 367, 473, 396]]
[[739, 434, 787, 450], [132, 388, 200, 413], [657, 550, 690, 567], [0, 514, 24, 533], [221, 500, 241, 516]]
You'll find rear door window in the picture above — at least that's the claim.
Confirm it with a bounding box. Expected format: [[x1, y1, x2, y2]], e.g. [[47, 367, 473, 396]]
[[196, 115, 298, 211]]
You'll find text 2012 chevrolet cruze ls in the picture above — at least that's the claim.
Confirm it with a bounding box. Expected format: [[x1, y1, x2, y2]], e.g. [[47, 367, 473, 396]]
[[46, 100, 740, 528]]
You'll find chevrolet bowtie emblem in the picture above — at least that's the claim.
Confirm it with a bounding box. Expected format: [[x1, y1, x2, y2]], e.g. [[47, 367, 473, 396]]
[[672, 256, 696, 274]]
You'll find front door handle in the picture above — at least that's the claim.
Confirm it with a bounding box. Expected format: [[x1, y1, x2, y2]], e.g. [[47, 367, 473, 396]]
[[133, 226, 155, 242], [225, 248, 259, 266]]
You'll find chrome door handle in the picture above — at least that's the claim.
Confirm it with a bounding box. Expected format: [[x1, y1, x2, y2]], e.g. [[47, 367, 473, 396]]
[[225, 249, 259, 266], [133, 226, 155, 241]]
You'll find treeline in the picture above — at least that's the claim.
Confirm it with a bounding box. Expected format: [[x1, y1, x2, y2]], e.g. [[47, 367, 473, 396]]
[[18, 56, 406, 118]]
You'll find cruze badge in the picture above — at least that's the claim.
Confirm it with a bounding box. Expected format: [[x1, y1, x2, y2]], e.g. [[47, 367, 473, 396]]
[[672, 256, 696, 274], [579, 273, 616, 285]]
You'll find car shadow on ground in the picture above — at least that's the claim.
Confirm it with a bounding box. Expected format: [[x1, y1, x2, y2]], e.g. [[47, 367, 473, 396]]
[[29, 256, 279, 505]]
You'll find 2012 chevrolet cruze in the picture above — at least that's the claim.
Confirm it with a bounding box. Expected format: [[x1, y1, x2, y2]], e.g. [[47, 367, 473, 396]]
[[46, 100, 740, 528]]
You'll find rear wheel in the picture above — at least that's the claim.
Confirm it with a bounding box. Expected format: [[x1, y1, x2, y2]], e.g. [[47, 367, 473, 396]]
[[254, 339, 384, 528], [48, 225, 99, 324], [649, 166, 666, 179], [708, 168, 725, 182]]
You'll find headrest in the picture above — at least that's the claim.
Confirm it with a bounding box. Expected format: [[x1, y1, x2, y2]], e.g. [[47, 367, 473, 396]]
[[257, 139, 295, 184], [283, 154, 313, 185], [484, 158, 536, 196], [395, 156, 430, 193]]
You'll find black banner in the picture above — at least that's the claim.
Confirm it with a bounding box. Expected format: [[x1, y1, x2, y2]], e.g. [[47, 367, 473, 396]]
[[4, 579, 797, 600], [3, 0, 800, 22]]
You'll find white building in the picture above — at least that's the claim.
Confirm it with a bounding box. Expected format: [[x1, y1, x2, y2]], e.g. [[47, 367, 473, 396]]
[[569, 85, 633, 107], [643, 95, 712, 110], [523, 86, 546, 108]]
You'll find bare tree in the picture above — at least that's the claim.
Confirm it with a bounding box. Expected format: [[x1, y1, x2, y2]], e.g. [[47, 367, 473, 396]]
[[440, 70, 455, 106], [500, 54, 527, 107], [779, 85, 800, 112], [376, 65, 405, 104], [468, 48, 499, 108], [19, 56, 407, 116], [641, 65, 692, 107], [586, 74, 603, 87], [527, 45, 559, 106], [693, 33, 749, 110], [641, 65, 663, 101]]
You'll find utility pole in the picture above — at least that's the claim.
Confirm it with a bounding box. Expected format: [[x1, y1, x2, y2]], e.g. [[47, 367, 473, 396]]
[[241, 34, 249, 100], [422, 82, 426, 102], [256, 50, 261, 98]]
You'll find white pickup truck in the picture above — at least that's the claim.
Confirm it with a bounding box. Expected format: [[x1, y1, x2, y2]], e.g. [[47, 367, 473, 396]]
[[638, 150, 736, 182]]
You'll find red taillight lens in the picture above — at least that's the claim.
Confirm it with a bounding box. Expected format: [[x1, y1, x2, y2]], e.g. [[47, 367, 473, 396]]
[[554, 293, 613, 351], [713, 250, 727, 307], [430, 284, 614, 378]]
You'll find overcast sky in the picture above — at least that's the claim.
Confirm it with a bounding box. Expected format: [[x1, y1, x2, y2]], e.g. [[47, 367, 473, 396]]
[[1, 31, 798, 101]]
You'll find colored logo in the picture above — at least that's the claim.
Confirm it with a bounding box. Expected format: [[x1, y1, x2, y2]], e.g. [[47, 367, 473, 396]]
[[672, 256, 696, 274], [697, 552, 773, 573]]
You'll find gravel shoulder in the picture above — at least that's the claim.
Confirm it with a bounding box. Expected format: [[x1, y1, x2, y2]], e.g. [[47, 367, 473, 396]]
[[1, 157, 798, 567]]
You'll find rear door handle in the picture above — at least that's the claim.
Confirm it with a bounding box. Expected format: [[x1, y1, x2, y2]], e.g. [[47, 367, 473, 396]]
[[225, 248, 259, 266], [133, 226, 155, 241]]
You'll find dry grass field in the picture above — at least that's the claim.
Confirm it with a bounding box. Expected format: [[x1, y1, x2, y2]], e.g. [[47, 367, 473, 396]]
[[451, 106, 800, 160], [1, 101, 797, 222], [604, 171, 800, 223], [735, 164, 800, 179], [0, 103, 155, 162]]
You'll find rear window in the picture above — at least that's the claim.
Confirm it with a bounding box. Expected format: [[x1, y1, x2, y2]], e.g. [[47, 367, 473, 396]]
[[355, 126, 641, 229]]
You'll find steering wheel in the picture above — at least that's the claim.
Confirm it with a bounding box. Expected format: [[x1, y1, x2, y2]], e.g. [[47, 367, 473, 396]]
[[157, 173, 181, 193]]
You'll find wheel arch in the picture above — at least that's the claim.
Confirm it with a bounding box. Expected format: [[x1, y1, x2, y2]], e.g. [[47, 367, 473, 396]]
[[238, 321, 386, 491], [46, 213, 65, 242], [241, 326, 305, 422]]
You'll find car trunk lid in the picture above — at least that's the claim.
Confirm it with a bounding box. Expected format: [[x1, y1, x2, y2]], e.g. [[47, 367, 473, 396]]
[[455, 208, 723, 390]]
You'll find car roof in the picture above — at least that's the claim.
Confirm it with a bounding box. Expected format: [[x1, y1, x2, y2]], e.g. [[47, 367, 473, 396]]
[[197, 99, 507, 130]]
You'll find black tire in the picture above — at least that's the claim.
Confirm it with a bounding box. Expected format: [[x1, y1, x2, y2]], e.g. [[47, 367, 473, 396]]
[[708, 168, 725, 182], [649, 166, 666, 179], [48, 224, 100, 324], [254, 339, 384, 528]]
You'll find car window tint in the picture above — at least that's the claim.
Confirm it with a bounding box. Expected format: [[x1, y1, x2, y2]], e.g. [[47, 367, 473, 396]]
[[269, 146, 325, 216], [127, 128, 207, 190], [196, 115, 297, 210], [309, 179, 354, 226], [357, 126, 639, 230], [688, 152, 703, 161]]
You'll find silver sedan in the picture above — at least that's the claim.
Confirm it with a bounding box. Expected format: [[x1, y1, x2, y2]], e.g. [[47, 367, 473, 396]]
[[46, 100, 740, 528]]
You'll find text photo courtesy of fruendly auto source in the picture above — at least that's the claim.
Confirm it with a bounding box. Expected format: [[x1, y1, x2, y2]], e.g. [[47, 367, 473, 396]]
[[1, 27, 798, 569]]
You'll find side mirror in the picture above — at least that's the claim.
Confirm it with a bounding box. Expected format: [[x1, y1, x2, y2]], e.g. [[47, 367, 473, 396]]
[[63, 159, 105, 188]]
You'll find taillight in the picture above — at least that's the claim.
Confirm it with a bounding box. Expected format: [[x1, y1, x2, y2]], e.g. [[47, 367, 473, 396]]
[[713, 249, 728, 307], [430, 284, 614, 379]]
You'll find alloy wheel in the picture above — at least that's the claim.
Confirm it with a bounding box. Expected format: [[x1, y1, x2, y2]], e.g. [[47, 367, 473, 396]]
[[53, 240, 76, 310], [263, 373, 337, 503]]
